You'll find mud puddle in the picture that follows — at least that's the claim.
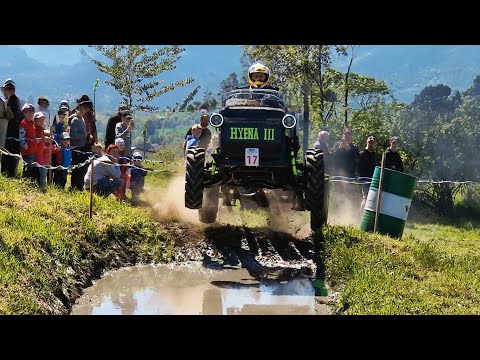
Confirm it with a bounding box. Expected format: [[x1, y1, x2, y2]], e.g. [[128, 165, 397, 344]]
[[71, 262, 331, 315]]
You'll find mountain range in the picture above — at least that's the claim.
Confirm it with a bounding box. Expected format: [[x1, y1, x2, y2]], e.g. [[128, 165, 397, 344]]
[[2, 45, 480, 112]]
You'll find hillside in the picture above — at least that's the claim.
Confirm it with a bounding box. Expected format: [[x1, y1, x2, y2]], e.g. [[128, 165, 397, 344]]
[[3, 45, 480, 110]]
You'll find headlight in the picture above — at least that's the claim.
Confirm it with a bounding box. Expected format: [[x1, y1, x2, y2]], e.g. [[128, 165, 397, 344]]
[[282, 114, 296, 129], [210, 113, 224, 127]]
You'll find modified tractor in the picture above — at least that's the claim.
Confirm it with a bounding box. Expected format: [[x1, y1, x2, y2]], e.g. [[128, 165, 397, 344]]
[[184, 88, 328, 231]]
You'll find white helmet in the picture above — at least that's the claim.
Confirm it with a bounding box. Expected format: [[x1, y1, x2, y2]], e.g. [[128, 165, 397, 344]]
[[248, 62, 270, 88]]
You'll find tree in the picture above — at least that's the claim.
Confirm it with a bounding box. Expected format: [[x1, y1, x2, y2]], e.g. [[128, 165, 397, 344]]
[[82, 45, 194, 114], [343, 45, 360, 127], [241, 45, 347, 151], [410, 84, 454, 115], [176, 85, 201, 112], [201, 89, 218, 111], [392, 83, 479, 217], [219, 72, 240, 96]]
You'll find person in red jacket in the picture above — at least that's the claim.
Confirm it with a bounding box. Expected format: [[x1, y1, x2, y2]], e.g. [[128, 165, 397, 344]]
[[33, 112, 47, 188], [18, 104, 37, 181]]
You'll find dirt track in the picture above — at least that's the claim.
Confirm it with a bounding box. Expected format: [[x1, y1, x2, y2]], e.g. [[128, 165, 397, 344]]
[[164, 222, 332, 299]]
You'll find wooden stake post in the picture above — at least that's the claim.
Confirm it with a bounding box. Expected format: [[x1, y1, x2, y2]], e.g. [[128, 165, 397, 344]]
[[89, 156, 95, 219], [374, 152, 386, 233]]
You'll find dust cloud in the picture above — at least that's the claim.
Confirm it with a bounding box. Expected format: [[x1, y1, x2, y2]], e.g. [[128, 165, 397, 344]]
[[151, 176, 201, 225], [148, 176, 364, 233], [327, 182, 364, 227]]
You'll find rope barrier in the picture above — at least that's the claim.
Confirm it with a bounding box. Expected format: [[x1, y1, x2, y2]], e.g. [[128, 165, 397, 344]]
[[0, 140, 477, 182], [0, 147, 177, 174]]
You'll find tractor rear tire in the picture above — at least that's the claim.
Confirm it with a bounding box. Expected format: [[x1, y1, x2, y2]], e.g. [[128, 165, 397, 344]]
[[185, 147, 205, 209], [305, 149, 327, 232]]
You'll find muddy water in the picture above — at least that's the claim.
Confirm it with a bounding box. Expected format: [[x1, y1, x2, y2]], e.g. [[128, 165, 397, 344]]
[[71, 262, 331, 315]]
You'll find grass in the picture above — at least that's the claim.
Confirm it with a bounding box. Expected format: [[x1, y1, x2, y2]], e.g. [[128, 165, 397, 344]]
[[1, 152, 479, 314], [321, 222, 480, 314], [0, 171, 174, 314]]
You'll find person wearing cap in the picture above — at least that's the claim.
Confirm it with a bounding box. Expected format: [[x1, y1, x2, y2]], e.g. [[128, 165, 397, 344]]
[[33, 112, 51, 189], [69, 97, 88, 191], [129, 151, 148, 204], [77, 94, 98, 147], [1, 78, 22, 178], [84, 144, 123, 197], [358, 135, 378, 209], [36, 96, 51, 131], [59, 100, 70, 111], [18, 104, 38, 181], [115, 112, 134, 159], [384, 136, 404, 172], [50, 105, 70, 184], [52, 132, 73, 189], [52, 101, 70, 138], [105, 104, 130, 148]]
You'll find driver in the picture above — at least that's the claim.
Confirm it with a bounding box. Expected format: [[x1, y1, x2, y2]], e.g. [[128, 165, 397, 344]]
[[247, 63, 277, 90], [239, 62, 284, 109]]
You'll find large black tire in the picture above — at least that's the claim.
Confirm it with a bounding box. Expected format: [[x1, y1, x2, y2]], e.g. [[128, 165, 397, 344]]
[[304, 148, 327, 231], [199, 186, 220, 223], [185, 147, 205, 209]]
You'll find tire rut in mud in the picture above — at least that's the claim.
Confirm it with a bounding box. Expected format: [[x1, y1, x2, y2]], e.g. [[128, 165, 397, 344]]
[[171, 223, 320, 282]]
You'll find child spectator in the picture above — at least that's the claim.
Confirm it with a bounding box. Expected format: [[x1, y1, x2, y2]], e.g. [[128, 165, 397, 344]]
[[184, 124, 202, 159], [33, 112, 48, 189], [129, 151, 147, 204], [18, 104, 37, 181], [115, 112, 134, 158], [36, 96, 51, 130], [114, 137, 130, 201], [52, 108, 68, 144], [84, 144, 122, 197], [52, 132, 72, 189]]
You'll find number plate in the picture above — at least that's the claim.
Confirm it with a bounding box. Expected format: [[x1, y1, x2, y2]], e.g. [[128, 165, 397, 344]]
[[245, 148, 259, 167]]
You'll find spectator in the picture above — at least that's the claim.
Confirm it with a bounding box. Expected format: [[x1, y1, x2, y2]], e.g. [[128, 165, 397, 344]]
[[52, 108, 67, 143], [69, 99, 88, 191], [384, 136, 404, 172], [332, 128, 360, 218], [36, 96, 51, 130], [59, 99, 70, 112], [313, 130, 331, 174], [18, 104, 37, 181], [332, 128, 360, 178], [0, 96, 7, 149], [130, 151, 147, 204], [115, 111, 134, 159], [84, 144, 122, 197], [33, 112, 49, 189], [358, 136, 378, 209], [114, 137, 130, 202], [52, 132, 72, 189], [184, 124, 202, 156], [105, 104, 129, 148], [182, 112, 212, 160], [1, 78, 22, 178], [77, 95, 97, 153]]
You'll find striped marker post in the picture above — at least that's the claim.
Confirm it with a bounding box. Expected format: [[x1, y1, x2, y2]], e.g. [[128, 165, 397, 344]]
[[360, 166, 417, 238]]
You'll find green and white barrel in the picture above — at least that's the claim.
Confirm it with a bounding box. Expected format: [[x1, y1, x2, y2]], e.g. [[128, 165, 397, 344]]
[[360, 167, 417, 238]]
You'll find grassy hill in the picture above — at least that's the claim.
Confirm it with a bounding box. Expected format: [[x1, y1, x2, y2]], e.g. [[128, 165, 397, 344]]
[[1, 162, 479, 314]]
